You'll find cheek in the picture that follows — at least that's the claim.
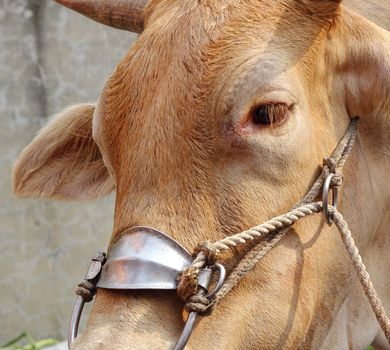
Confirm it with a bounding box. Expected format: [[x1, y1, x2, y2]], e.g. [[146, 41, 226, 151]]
[[222, 111, 313, 190]]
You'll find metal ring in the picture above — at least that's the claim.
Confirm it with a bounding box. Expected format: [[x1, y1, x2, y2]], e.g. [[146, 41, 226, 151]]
[[174, 311, 198, 350], [206, 263, 226, 298], [322, 173, 339, 225]]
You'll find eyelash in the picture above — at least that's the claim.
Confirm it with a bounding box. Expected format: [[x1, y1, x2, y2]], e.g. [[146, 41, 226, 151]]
[[250, 103, 290, 127]]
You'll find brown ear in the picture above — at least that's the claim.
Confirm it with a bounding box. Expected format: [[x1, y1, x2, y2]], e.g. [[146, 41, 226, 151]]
[[330, 10, 390, 121], [13, 103, 114, 200]]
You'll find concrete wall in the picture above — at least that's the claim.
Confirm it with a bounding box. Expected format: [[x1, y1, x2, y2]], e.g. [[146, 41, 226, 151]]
[[0, 0, 136, 342]]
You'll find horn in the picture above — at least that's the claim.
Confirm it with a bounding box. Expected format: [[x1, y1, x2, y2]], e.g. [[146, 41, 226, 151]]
[[55, 0, 148, 33]]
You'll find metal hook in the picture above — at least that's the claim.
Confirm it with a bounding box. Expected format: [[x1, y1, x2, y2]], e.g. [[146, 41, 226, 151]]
[[322, 174, 339, 225]]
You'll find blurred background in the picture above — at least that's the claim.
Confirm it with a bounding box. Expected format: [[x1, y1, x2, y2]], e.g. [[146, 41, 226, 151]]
[[0, 0, 137, 345]]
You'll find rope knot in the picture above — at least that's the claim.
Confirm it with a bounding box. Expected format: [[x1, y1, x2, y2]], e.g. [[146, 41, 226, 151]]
[[177, 242, 218, 301], [323, 157, 343, 189], [177, 265, 200, 301], [184, 290, 215, 316], [75, 280, 96, 302], [323, 157, 337, 173], [330, 173, 343, 189], [193, 241, 218, 265]]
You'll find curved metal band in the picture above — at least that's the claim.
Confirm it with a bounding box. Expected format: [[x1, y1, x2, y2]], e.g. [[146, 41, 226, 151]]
[[322, 174, 339, 225], [68, 263, 226, 350], [68, 296, 84, 348]]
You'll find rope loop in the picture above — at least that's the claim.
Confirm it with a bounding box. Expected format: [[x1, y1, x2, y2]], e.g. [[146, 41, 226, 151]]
[[177, 242, 218, 301], [184, 289, 215, 316], [177, 265, 200, 301], [177, 246, 212, 301], [193, 241, 218, 266], [75, 280, 96, 302], [323, 157, 343, 189]]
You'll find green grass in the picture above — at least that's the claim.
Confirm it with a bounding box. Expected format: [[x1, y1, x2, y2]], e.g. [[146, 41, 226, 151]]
[[0, 333, 57, 350], [0, 333, 376, 350]]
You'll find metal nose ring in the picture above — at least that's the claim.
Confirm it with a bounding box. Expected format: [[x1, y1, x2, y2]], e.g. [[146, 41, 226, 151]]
[[322, 173, 339, 225], [174, 263, 226, 350]]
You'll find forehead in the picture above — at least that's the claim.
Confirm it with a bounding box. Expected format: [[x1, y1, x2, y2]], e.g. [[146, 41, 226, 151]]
[[121, 0, 325, 88], [97, 0, 327, 134]]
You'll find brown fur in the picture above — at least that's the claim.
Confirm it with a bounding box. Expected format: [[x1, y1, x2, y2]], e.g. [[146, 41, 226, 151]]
[[13, 104, 114, 199], [13, 0, 390, 349]]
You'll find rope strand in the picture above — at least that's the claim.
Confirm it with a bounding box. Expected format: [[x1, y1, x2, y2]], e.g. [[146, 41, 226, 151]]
[[332, 209, 390, 342]]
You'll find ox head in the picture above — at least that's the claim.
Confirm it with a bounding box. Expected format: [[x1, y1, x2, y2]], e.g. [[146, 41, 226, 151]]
[[13, 0, 390, 348]]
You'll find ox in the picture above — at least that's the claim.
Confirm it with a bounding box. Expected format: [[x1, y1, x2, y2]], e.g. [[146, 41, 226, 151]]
[[12, 0, 390, 349]]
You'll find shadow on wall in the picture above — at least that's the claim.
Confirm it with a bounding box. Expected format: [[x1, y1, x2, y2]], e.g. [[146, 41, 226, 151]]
[[0, 0, 136, 343]]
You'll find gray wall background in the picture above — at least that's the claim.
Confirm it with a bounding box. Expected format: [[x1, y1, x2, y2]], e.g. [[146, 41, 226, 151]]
[[0, 0, 136, 343]]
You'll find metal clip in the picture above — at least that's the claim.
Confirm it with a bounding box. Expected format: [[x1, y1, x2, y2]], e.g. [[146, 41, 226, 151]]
[[85, 252, 106, 282], [322, 173, 339, 225], [174, 263, 226, 350]]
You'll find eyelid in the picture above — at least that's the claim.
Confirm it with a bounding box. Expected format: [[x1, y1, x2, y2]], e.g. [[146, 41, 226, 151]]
[[251, 88, 298, 107], [223, 86, 298, 136], [238, 88, 297, 123]]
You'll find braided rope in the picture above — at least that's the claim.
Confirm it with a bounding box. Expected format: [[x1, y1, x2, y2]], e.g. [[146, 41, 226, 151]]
[[332, 209, 390, 342], [218, 203, 322, 250], [182, 203, 322, 314], [177, 203, 324, 299], [213, 228, 290, 303], [196, 203, 322, 266]]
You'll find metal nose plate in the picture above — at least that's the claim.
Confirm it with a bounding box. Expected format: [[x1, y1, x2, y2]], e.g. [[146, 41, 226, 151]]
[[96, 226, 193, 290]]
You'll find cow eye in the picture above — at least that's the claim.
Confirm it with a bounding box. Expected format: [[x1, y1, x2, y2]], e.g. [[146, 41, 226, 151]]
[[251, 103, 289, 126]]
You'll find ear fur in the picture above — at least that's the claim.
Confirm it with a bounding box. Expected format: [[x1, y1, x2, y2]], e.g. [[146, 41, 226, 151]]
[[329, 9, 390, 120], [298, 0, 342, 21], [13, 103, 114, 200]]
